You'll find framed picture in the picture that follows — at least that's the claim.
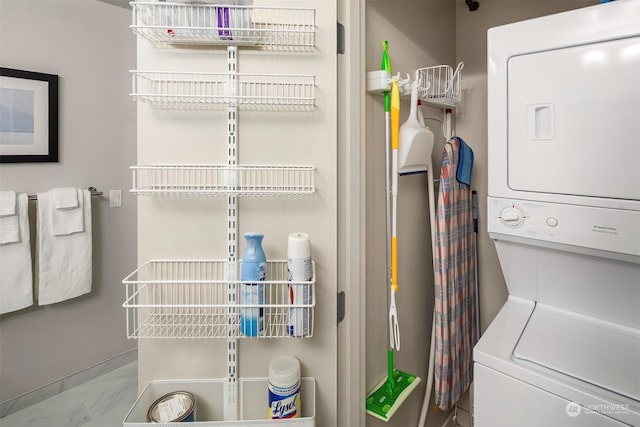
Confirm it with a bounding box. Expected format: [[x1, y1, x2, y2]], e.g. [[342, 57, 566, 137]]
[[0, 68, 58, 163]]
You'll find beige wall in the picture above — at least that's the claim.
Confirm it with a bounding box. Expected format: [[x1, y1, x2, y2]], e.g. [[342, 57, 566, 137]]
[[0, 0, 137, 403], [365, 2, 455, 426], [365, 1, 596, 425], [134, 0, 339, 423]]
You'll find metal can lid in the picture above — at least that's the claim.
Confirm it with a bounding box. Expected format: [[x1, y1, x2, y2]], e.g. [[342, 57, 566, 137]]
[[147, 391, 196, 423]]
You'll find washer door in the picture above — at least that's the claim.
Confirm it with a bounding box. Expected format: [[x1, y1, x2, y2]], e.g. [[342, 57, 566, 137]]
[[475, 364, 629, 427]]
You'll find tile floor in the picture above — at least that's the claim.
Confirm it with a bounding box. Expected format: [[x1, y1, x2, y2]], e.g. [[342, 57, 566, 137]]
[[0, 362, 137, 427]]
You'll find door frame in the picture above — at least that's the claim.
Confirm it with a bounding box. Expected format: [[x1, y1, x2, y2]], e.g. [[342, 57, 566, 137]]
[[337, 0, 366, 425]]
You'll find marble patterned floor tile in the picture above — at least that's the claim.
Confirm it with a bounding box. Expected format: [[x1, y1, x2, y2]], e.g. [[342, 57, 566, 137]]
[[0, 395, 92, 427], [0, 380, 64, 418], [82, 369, 138, 419], [0, 362, 137, 427], [1, 351, 137, 419]]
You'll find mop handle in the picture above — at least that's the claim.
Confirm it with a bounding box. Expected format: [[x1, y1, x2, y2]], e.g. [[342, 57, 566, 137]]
[[391, 78, 400, 293], [381, 40, 393, 292], [391, 237, 398, 293], [472, 190, 480, 342], [391, 79, 399, 152]]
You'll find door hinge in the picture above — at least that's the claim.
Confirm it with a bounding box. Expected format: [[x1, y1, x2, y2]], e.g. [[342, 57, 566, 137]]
[[337, 291, 346, 324], [337, 22, 345, 55]]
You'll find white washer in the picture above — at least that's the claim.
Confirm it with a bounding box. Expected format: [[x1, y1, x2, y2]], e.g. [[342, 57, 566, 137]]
[[474, 246, 640, 426], [478, 2, 640, 426]]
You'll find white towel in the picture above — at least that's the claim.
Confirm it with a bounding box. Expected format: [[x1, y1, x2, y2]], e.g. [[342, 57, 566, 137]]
[[0, 190, 17, 216], [50, 188, 84, 236], [51, 187, 79, 210], [0, 191, 20, 244], [37, 189, 92, 305], [0, 193, 34, 314]]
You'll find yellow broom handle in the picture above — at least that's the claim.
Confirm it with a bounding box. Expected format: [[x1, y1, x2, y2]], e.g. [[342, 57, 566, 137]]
[[392, 237, 398, 292], [391, 81, 400, 151], [391, 79, 400, 293]]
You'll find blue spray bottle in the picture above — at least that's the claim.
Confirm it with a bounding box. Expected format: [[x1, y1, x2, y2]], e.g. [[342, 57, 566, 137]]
[[241, 232, 266, 337]]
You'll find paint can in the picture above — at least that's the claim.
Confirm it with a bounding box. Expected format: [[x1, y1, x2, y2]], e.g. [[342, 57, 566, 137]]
[[268, 355, 301, 419], [147, 391, 196, 423]]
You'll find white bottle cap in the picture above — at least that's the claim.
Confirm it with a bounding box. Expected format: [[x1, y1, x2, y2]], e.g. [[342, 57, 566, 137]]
[[268, 355, 301, 388], [288, 233, 311, 259]]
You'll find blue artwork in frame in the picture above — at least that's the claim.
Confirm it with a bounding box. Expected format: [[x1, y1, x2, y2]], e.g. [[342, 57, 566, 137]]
[[0, 68, 58, 163]]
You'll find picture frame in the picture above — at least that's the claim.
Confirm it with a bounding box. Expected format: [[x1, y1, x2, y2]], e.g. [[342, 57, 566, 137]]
[[0, 68, 59, 163]]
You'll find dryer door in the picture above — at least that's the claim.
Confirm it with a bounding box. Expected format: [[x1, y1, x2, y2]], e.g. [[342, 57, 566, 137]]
[[507, 36, 640, 202]]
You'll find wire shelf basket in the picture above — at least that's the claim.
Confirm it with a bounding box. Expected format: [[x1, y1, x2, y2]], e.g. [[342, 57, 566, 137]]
[[131, 2, 316, 49], [131, 71, 315, 110], [122, 260, 315, 339], [416, 62, 463, 108], [130, 164, 315, 196]]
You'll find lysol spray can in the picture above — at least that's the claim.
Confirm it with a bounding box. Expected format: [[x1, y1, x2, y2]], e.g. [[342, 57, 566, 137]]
[[268, 355, 301, 419], [287, 233, 312, 337]]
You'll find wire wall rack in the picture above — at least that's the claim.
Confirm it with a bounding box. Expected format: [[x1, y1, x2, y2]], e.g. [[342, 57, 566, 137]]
[[130, 164, 315, 196], [122, 260, 315, 339], [131, 71, 315, 110], [131, 2, 316, 49], [416, 63, 464, 108]]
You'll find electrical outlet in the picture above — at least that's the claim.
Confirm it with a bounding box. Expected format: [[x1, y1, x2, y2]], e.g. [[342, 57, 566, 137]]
[[109, 190, 122, 208]]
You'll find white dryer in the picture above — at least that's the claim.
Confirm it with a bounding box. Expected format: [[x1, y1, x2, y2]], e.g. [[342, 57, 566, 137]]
[[477, 1, 640, 426]]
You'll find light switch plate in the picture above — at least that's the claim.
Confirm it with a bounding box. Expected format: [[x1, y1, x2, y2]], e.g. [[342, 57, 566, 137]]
[[109, 190, 122, 208]]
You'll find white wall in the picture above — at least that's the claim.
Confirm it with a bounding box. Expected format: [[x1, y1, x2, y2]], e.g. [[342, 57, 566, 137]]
[[0, 0, 137, 404]]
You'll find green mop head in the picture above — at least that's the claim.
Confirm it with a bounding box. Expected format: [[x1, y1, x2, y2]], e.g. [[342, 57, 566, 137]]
[[366, 351, 421, 422]]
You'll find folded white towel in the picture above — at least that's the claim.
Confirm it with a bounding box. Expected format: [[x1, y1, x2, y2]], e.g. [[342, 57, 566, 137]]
[[0, 191, 20, 245], [0, 193, 33, 314], [37, 189, 92, 305], [50, 188, 84, 236], [51, 187, 79, 210], [0, 190, 17, 216]]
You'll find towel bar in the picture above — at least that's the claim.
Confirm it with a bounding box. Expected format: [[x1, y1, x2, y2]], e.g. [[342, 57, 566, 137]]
[[27, 187, 103, 201]]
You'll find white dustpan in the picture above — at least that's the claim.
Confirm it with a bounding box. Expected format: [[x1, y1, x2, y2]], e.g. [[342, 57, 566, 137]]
[[398, 81, 435, 176]]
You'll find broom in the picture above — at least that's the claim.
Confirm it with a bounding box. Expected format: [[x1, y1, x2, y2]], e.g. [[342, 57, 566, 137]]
[[366, 42, 421, 422]]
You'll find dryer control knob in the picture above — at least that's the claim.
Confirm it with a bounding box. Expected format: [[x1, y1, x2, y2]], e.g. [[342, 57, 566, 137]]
[[500, 207, 524, 227]]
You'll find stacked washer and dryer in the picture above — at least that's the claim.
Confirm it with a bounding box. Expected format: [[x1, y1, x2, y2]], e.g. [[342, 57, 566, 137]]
[[475, 1, 640, 426]]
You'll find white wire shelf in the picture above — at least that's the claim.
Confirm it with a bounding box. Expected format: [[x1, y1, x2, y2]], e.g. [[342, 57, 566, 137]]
[[416, 63, 463, 108], [130, 164, 315, 196], [123, 378, 316, 426], [131, 2, 316, 49], [122, 260, 315, 339], [131, 71, 315, 110]]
